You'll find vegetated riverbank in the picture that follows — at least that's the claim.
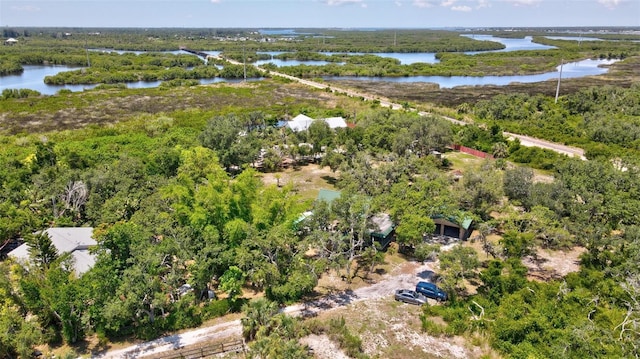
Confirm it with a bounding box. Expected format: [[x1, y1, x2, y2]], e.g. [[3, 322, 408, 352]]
[[0, 79, 363, 135], [325, 56, 640, 107]]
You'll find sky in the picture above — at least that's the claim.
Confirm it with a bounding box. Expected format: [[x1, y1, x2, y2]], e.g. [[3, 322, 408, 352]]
[[1, 0, 638, 29]]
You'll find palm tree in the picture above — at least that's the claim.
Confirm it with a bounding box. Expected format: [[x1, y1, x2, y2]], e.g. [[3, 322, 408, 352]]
[[492, 142, 509, 159], [241, 298, 279, 341]]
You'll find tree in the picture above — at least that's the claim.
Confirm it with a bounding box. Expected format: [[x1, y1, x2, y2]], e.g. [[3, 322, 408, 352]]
[[501, 230, 535, 259], [199, 114, 261, 170], [307, 120, 332, 154], [409, 115, 453, 155], [459, 161, 503, 219], [332, 193, 372, 283], [219, 266, 245, 303], [41, 260, 86, 343], [359, 243, 385, 279], [503, 166, 534, 207], [0, 262, 43, 358], [241, 298, 279, 341], [492, 142, 509, 159], [438, 246, 480, 293], [59, 180, 88, 219], [395, 213, 435, 248], [25, 231, 58, 270], [262, 147, 284, 172]]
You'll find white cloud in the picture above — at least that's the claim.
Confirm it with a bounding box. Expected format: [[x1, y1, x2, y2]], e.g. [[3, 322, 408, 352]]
[[11, 5, 40, 12], [452, 5, 472, 11], [395, 0, 403, 6], [210, 0, 221, 3], [441, 0, 456, 7], [326, 0, 365, 6], [504, 0, 542, 6], [598, 0, 622, 9], [475, 0, 490, 9], [412, 0, 438, 8]]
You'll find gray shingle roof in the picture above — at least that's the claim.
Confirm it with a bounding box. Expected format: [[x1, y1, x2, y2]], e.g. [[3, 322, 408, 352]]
[[8, 227, 97, 275]]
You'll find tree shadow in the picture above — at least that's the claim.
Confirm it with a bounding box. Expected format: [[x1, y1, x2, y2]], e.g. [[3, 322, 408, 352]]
[[416, 269, 435, 281], [321, 175, 338, 185], [300, 289, 358, 317]]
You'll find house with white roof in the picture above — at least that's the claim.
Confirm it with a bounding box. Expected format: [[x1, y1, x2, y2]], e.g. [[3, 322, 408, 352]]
[[8, 227, 97, 275], [286, 114, 347, 133], [286, 114, 315, 132], [322, 117, 347, 129]]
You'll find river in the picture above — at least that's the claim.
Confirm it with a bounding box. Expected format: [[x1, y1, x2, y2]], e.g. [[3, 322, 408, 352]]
[[321, 59, 618, 88], [0, 35, 616, 94], [255, 34, 556, 66], [0, 65, 246, 95]]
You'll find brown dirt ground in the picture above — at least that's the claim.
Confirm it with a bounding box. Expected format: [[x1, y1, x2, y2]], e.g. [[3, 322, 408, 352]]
[[259, 163, 339, 201], [523, 247, 586, 282], [311, 296, 499, 359]]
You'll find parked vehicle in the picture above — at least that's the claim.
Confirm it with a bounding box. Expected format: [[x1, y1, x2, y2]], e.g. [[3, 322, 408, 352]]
[[415, 281, 448, 302], [394, 289, 428, 305]]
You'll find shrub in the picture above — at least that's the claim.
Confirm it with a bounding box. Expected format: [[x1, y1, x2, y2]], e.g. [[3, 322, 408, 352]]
[[414, 243, 440, 262], [202, 299, 231, 319], [421, 318, 447, 336], [327, 317, 369, 359], [166, 294, 203, 330], [2, 88, 41, 99]]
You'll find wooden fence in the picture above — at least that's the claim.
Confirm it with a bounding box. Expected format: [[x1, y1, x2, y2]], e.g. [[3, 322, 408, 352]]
[[451, 144, 494, 159], [144, 338, 246, 359]]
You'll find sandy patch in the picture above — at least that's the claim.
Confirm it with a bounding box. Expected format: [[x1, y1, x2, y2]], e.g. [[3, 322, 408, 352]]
[[299, 334, 349, 359], [523, 246, 586, 281]]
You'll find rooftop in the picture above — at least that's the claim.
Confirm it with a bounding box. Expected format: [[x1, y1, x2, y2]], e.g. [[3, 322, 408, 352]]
[[9, 227, 97, 275]]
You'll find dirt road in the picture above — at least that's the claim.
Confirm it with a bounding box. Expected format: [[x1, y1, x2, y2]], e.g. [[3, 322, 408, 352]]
[[231, 58, 586, 160], [94, 261, 436, 359], [504, 132, 586, 159]]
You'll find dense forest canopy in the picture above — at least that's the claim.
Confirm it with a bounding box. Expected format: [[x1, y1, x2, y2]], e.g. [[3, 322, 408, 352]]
[[1, 27, 640, 358]]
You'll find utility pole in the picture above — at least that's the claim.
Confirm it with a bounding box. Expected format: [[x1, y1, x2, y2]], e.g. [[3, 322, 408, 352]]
[[85, 38, 91, 67], [555, 59, 563, 104], [243, 44, 246, 81]]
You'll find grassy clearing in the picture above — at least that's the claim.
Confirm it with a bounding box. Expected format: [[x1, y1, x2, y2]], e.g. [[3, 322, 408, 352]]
[[259, 164, 339, 202], [443, 151, 487, 172]]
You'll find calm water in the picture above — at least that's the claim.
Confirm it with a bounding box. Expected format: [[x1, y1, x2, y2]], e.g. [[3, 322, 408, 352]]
[[0, 65, 249, 95], [89, 49, 222, 56], [0, 34, 616, 95], [544, 36, 603, 42], [256, 35, 555, 66], [462, 35, 556, 54], [255, 52, 335, 67], [322, 59, 618, 88]]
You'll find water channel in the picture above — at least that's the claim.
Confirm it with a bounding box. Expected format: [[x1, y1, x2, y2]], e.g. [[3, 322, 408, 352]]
[[321, 59, 618, 88], [255, 34, 557, 66], [0, 36, 618, 94]]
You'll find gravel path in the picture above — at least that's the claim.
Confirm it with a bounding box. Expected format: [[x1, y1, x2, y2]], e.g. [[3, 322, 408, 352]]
[[94, 260, 436, 359]]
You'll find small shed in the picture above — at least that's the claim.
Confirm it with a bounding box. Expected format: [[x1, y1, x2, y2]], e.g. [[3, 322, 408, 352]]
[[432, 215, 473, 241], [369, 213, 395, 249], [4, 38, 18, 45]]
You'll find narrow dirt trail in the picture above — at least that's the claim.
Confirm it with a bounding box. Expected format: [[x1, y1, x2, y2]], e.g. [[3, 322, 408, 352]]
[[94, 261, 436, 358]]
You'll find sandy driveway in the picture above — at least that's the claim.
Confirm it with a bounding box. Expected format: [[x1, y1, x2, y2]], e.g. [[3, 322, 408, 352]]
[[94, 260, 436, 359]]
